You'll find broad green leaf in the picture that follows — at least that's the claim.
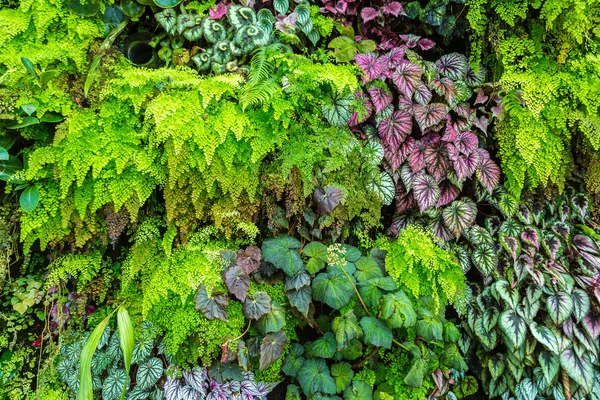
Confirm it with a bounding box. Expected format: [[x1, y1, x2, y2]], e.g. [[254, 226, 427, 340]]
[[360, 316, 392, 349], [304, 242, 328, 261], [77, 314, 112, 400], [369, 171, 395, 205], [328, 36, 358, 63], [258, 301, 286, 334], [403, 358, 428, 388], [311, 332, 337, 359], [102, 369, 128, 400], [40, 70, 60, 86], [273, 0, 289, 14], [441, 343, 467, 371], [443, 322, 461, 343], [353, 257, 382, 282], [260, 330, 287, 370], [322, 93, 353, 127], [68, 0, 100, 16], [312, 272, 354, 309], [285, 384, 302, 400], [572, 289, 590, 323], [297, 358, 336, 396], [117, 305, 134, 400], [471, 243, 497, 275], [455, 376, 478, 398], [286, 285, 311, 316], [154, 0, 182, 7], [8, 116, 39, 129], [136, 357, 163, 390], [495, 279, 519, 309], [21, 103, 37, 116], [515, 377, 537, 400], [499, 309, 527, 349], [546, 291, 573, 325], [282, 343, 305, 378], [560, 349, 594, 393], [19, 185, 39, 213], [488, 354, 505, 380], [331, 362, 354, 394], [381, 290, 416, 329], [529, 321, 559, 355], [262, 235, 303, 276], [416, 313, 443, 341], [341, 338, 363, 361], [243, 291, 272, 320], [343, 380, 373, 400], [332, 310, 362, 348], [20, 56, 37, 77], [442, 198, 477, 237], [358, 277, 393, 309], [538, 351, 559, 384]]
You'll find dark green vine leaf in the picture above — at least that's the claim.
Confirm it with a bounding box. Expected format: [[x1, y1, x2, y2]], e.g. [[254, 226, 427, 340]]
[[360, 316, 392, 349], [403, 358, 428, 388], [353, 257, 382, 283], [282, 343, 305, 378], [312, 272, 354, 310], [260, 330, 287, 370], [286, 285, 312, 317], [262, 235, 303, 276], [344, 380, 373, 400], [243, 291, 272, 320], [311, 332, 337, 359], [297, 358, 336, 396], [194, 285, 228, 322]]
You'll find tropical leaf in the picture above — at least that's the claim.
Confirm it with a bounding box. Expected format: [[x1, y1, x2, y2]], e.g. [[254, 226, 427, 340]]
[[573, 235, 600, 268], [546, 292, 573, 325], [499, 309, 527, 349], [194, 285, 228, 322], [332, 310, 363, 348], [356, 54, 386, 81], [311, 332, 337, 359], [260, 330, 287, 370], [521, 227, 540, 250], [273, 0, 289, 14], [416, 310, 443, 341], [488, 354, 505, 380], [530, 322, 559, 355], [367, 86, 393, 113], [538, 351, 559, 384], [583, 313, 600, 340], [353, 257, 382, 282], [360, 316, 392, 349], [243, 291, 272, 320], [453, 151, 481, 181], [436, 180, 460, 207], [392, 61, 422, 98], [378, 111, 412, 152], [542, 234, 563, 260], [137, 358, 163, 390], [414, 83, 432, 105], [313, 186, 343, 214], [19, 186, 39, 213], [331, 362, 354, 394], [369, 171, 395, 205], [236, 246, 261, 274], [282, 343, 305, 378], [515, 378, 538, 400], [496, 279, 520, 309], [297, 358, 336, 396], [286, 286, 311, 316], [471, 244, 497, 275], [442, 198, 477, 237], [476, 158, 501, 193], [381, 290, 417, 328], [560, 349, 594, 393], [435, 53, 468, 80], [312, 272, 354, 309], [155, 9, 177, 35], [303, 242, 328, 275], [571, 193, 589, 221], [414, 103, 447, 130], [412, 174, 440, 211], [431, 76, 457, 105], [262, 235, 303, 276], [499, 234, 521, 261], [224, 266, 250, 301], [572, 289, 590, 323], [102, 370, 128, 400], [258, 301, 286, 334], [403, 358, 428, 388], [322, 93, 353, 127]]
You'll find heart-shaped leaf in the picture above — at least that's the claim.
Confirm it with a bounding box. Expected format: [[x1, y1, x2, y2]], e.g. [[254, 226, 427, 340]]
[[243, 291, 272, 320], [194, 285, 228, 321], [560, 349, 594, 393], [471, 244, 497, 275], [499, 309, 527, 349], [442, 198, 477, 237], [546, 291, 573, 325], [332, 310, 363, 348], [224, 266, 250, 301], [360, 316, 392, 349], [435, 53, 468, 80], [412, 174, 440, 211], [313, 186, 343, 214], [381, 290, 416, 328], [262, 235, 303, 276], [260, 330, 287, 370], [297, 358, 336, 396], [137, 357, 163, 390], [312, 272, 354, 310]]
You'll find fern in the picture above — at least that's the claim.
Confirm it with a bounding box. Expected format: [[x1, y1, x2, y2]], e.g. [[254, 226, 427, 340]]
[[240, 43, 289, 110]]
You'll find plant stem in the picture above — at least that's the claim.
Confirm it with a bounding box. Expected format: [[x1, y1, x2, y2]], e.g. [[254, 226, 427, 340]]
[[340, 262, 371, 317]]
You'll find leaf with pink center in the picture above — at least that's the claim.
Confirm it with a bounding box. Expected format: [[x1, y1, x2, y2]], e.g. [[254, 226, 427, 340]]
[[442, 198, 477, 237], [392, 61, 422, 98], [384, 136, 416, 171], [475, 89, 488, 105], [360, 7, 379, 22], [408, 140, 427, 173], [424, 141, 449, 182], [542, 234, 563, 260], [414, 83, 432, 105], [477, 148, 491, 160], [476, 157, 500, 193], [356, 53, 387, 81], [521, 227, 540, 250], [454, 102, 471, 119], [399, 34, 420, 48], [583, 313, 600, 340], [395, 184, 417, 213], [382, 1, 404, 16], [397, 95, 415, 115], [378, 110, 412, 150], [430, 77, 456, 105], [368, 86, 393, 113], [571, 193, 590, 222], [473, 115, 489, 134], [418, 38, 436, 51], [454, 131, 479, 155], [436, 180, 460, 207], [442, 117, 458, 142], [412, 174, 440, 211], [453, 151, 480, 180], [414, 103, 447, 130], [573, 235, 600, 269], [382, 47, 405, 68], [435, 52, 468, 81], [499, 233, 520, 261]]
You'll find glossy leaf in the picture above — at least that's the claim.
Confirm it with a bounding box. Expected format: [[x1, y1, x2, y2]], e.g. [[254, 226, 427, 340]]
[[103, 370, 128, 400], [194, 285, 228, 322], [392, 61, 422, 98], [521, 227, 540, 250], [378, 110, 412, 151], [412, 174, 440, 211], [539, 351, 559, 384], [137, 358, 163, 390], [322, 94, 352, 127], [331, 362, 354, 394], [332, 310, 363, 348], [530, 322, 559, 355], [414, 83, 432, 105], [471, 244, 497, 275], [356, 54, 386, 81], [476, 158, 501, 193], [546, 292, 573, 325], [560, 349, 594, 393], [243, 291, 272, 320], [442, 198, 477, 237], [499, 309, 527, 349], [435, 53, 468, 80], [274, 0, 289, 14], [583, 313, 600, 340], [496, 279, 519, 309], [260, 330, 287, 370], [262, 235, 303, 276], [19, 185, 39, 213], [77, 314, 111, 400], [312, 272, 354, 309]]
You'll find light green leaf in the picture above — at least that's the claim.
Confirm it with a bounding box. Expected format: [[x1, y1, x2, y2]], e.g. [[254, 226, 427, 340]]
[[560, 349, 594, 393], [515, 377, 537, 400], [117, 305, 134, 398], [403, 358, 428, 388], [40, 70, 60, 86], [331, 362, 354, 394], [368, 172, 395, 205], [572, 289, 590, 323], [273, 0, 289, 14], [78, 314, 112, 400], [546, 291, 573, 325], [353, 257, 382, 282], [20, 185, 39, 213], [488, 354, 505, 380], [538, 351, 559, 384], [360, 316, 392, 349], [381, 290, 416, 329], [20, 57, 37, 77], [344, 380, 373, 400]]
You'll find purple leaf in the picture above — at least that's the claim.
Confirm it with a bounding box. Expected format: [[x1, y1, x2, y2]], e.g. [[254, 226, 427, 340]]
[[356, 53, 386, 81], [474, 89, 488, 105], [454, 131, 479, 155], [335, 0, 347, 13], [399, 34, 420, 48], [224, 266, 250, 302], [431, 77, 456, 105], [429, 213, 453, 241], [397, 95, 415, 115], [571, 193, 590, 221], [453, 151, 481, 180], [476, 158, 500, 193], [240, 380, 263, 396], [408, 140, 427, 173], [260, 330, 287, 370], [542, 235, 562, 259], [435, 52, 468, 80], [243, 291, 272, 320], [395, 184, 417, 213], [392, 61, 422, 98], [414, 103, 447, 130], [313, 186, 343, 214], [368, 86, 393, 112], [360, 7, 379, 22], [414, 83, 432, 105], [194, 285, 229, 322], [378, 111, 413, 169], [424, 141, 449, 181], [382, 1, 404, 16], [209, 2, 228, 19], [573, 235, 600, 268], [385, 136, 415, 171], [412, 174, 440, 211], [237, 246, 261, 274], [583, 313, 600, 340], [521, 227, 540, 250], [454, 103, 471, 119], [418, 38, 436, 51], [382, 47, 405, 67], [473, 115, 489, 134], [436, 180, 460, 207], [442, 117, 458, 142]]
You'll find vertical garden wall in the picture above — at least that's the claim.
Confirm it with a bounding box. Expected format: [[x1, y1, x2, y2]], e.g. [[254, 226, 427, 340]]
[[1, 0, 599, 399]]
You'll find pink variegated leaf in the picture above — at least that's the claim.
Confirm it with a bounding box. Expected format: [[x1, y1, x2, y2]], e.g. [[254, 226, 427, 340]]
[[443, 198, 477, 237], [473, 116, 489, 134], [436, 180, 460, 207], [392, 61, 422, 98], [414, 103, 447, 130], [209, 2, 228, 19], [475, 89, 488, 105], [408, 140, 427, 173], [384, 136, 416, 171], [400, 164, 419, 193], [455, 118, 472, 132], [368, 86, 393, 112], [453, 150, 480, 180], [382, 47, 405, 68], [476, 157, 500, 193], [414, 83, 432, 106], [430, 212, 453, 241], [583, 313, 600, 340], [412, 174, 440, 211], [455, 131, 479, 155], [478, 148, 491, 160], [382, 1, 404, 16], [397, 95, 415, 115], [360, 7, 379, 22], [447, 143, 460, 161], [430, 77, 456, 105], [378, 110, 412, 150], [335, 0, 347, 13], [399, 34, 420, 48], [435, 52, 468, 80], [521, 227, 540, 250], [571, 193, 590, 221], [395, 184, 417, 213], [499, 233, 521, 261], [542, 234, 563, 260], [418, 38, 436, 51], [573, 235, 600, 269], [454, 103, 471, 119], [424, 141, 449, 182], [356, 53, 387, 81], [442, 117, 458, 142]]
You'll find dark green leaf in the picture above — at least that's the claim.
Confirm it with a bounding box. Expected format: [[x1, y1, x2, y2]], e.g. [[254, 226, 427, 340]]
[[360, 316, 392, 349], [262, 235, 303, 276], [260, 330, 287, 370], [312, 272, 354, 310], [471, 243, 497, 275], [153, 0, 182, 7], [353, 257, 382, 282], [68, 0, 100, 16], [539, 351, 559, 384], [403, 358, 428, 388], [343, 380, 373, 400], [8, 117, 39, 129], [258, 301, 286, 334], [332, 310, 362, 348], [194, 285, 228, 322], [243, 291, 272, 320], [297, 358, 336, 396], [381, 290, 416, 329], [282, 343, 305, 378], [311, 332, 337, 359], [20, 57, 37, 77], [331, 362, 354, 394], [286, 285, 311, 316], [416, 313, 443, 341]]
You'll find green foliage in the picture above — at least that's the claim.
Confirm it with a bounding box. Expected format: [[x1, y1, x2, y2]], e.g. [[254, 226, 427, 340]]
[[383, 225, 466, 311]]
